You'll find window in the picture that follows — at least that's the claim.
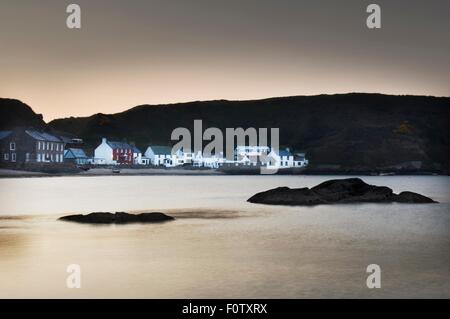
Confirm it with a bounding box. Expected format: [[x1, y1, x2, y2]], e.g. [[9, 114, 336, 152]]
[[4, 153, 9, 161], [10, 142, 16, 151], [26, 153, 30, 162], [37, 154, 41, 162], [11, 153, 16, 162]]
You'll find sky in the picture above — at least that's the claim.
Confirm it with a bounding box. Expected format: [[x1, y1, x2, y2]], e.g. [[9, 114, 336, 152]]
[[0, 0, 449, 121]]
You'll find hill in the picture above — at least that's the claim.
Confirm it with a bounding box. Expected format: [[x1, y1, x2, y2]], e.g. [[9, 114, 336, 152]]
[[46, 93, 450, 171], [0, 98, 46, 130]]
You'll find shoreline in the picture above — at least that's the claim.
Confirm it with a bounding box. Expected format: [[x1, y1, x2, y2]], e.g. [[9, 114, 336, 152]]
[[0, 168, 224, 178], [0, 168, 446, 179]]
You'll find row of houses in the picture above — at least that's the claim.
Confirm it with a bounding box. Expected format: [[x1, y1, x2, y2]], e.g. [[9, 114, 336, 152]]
[[92, 138, 308, 169], [0, 129, 309, 169]]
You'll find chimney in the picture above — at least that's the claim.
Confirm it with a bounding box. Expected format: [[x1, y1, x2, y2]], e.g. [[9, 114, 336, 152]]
[[102, 138, 107, 144]]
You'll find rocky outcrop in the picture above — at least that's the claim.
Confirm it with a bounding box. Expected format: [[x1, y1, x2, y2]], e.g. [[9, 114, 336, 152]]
[[248, 178, 437, 206], [394, 191, 437, 203], [59, 212, 175, 224]]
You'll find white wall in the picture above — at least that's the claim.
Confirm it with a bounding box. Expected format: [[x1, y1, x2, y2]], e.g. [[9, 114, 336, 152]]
[[94, 138, 115, 165], [144, 147, 178, 166], [133, 152, 142, 165]]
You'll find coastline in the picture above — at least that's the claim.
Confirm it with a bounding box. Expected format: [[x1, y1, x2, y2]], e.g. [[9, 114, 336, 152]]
[[0, 168, 225, 178], [0, 167, 446, 179]]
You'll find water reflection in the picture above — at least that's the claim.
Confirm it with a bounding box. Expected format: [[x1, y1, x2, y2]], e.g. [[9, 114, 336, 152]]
[[0, 176, 449, 298]]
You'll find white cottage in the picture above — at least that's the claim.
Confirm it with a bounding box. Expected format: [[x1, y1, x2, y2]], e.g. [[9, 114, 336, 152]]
[[131, 145, 142, 165], [94, 138, 134, 165], [293, 153, 309, 167], [265, 149, 309, 169], [235, 146, 270, 161], [192, 152, 225, 168], [144, 145, 174, 166]]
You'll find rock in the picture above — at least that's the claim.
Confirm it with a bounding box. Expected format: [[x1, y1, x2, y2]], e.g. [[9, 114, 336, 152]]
[[247, 178, 437, 206], [394, 191, 437, 203], [59, 212, 175, 224]]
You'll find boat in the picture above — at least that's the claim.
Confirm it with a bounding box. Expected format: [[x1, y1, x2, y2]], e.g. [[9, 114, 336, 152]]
[[379, 172, 395, 176]]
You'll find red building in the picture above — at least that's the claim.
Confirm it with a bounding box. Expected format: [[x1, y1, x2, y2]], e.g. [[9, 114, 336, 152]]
[[112, 145, 133, 164], [94, 138, 134, 165]]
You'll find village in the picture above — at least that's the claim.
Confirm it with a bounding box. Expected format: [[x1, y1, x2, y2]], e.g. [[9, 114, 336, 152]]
[[0, 128, 309, 171]]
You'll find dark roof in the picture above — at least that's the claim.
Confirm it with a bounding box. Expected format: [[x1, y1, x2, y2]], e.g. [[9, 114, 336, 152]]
[[148, 145, 172, 155], [59, 136, 74, 143], [64, 148, 88, 159], [0, 131, 12, 140], [106, 141, 133, 150], [132, 145, 141, 153], [25, 130, 62, 142], [278, 150, 293, 157]]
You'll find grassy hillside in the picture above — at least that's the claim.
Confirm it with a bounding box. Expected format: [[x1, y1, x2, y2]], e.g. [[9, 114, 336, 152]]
[[46, 93, 450, 170]]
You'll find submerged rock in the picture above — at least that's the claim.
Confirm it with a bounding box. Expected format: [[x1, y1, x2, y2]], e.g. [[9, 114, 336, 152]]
[[59, 212, 175, 224], [248, 178, 437, 206]]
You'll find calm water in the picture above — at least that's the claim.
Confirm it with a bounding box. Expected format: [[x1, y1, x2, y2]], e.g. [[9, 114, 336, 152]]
[[0, 175, 449, 298]]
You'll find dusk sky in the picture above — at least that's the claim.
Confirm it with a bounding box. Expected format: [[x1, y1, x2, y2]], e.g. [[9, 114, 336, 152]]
[[1, 0, 449, 121]]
